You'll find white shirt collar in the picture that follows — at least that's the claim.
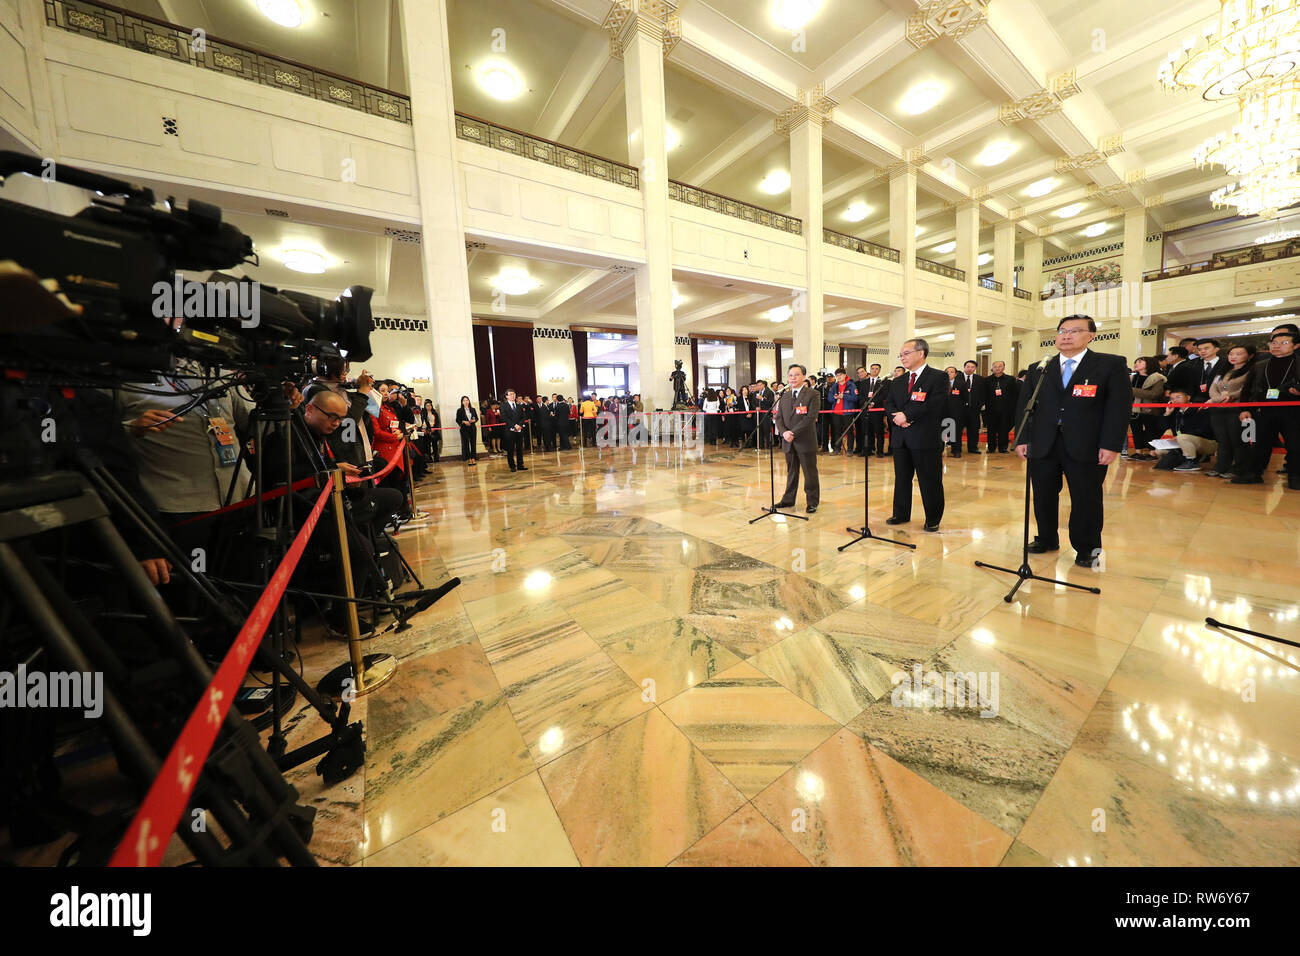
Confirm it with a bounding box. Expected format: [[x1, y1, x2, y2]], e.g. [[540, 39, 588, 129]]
[[1058, 347, 1089, 365]]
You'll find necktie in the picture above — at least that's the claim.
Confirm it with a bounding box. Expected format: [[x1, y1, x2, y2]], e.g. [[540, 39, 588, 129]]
[[908, 372, 917, 394], [967, 374, 972, 388], [1061, 358, 1075, 387]]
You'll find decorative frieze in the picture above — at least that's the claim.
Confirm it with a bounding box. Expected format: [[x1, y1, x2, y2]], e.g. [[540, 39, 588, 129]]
[[1055, 135, 1124, 172], [906, 0, 990, 49], [604, 0, 680, 59], [775, 85, 837, 133]]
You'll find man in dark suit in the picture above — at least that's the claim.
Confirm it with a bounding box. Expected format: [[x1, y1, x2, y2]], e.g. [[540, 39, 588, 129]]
[[858, 364, 889, 457], [535, 394, 556, 451], [498, 388, 529, 472], [1193, 338, 1230, 403], [752, 380, 775, 449], [885, 339, 948, 531], [551, 395, 572, 450], [944, 366, 968, 458], [772, 364, 821, 513], [1015, 314, 1132, 567], [960, 360, 986, 453], [1164, 346, 1198, 396], [982, 360, 1018, 452]]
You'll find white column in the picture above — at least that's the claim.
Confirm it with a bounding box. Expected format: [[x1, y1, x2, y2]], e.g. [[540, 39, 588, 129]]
[[16, 0, 57, 153], [788, 118, 824, 372], [888, 168, 918, 360], [1021, 236, 1046, 367], [953, 202, 979, 365], [618, 11, 675, 410], [994, 221, 1014, 302], [1120, 207, 1148, 361], [399, 0, 478, 442], [991, 325, 1013, 369]]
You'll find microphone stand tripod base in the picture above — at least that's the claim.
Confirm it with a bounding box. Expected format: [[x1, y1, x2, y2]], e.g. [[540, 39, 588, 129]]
[[973, 559, 1100, 602], [839, 525, 914, 552], [750, 505, 808, 524]]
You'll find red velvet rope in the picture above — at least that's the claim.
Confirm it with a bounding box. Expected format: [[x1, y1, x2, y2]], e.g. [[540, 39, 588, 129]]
[[109, 481, 334, 867]]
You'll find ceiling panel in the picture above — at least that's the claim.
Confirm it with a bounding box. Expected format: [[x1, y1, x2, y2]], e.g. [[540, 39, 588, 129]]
[[448, 0, 600, 137], [852, 45, 996, 139], [702, 0, 892, 71], [664, 64, 770, 178], [467, 252, 590, 308], [704, 139, 794, 211]]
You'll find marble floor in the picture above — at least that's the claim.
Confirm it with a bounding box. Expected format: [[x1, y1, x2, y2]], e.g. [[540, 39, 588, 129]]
[[285, 440, 1300, 867]]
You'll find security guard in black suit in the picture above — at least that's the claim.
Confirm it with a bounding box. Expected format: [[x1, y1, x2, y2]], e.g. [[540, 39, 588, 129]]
[[1015, 315, 1132, 567], [885, 339, 949, 530]]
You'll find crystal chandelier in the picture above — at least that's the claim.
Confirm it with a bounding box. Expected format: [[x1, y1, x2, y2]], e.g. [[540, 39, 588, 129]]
[[1159, 0, 1300, 99], [1195, 79, 1300, 172], [1210, 158, 1300, 217]]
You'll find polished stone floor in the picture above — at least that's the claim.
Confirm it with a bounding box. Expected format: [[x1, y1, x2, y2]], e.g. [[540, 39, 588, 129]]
[[285, 440, 1300, 867]]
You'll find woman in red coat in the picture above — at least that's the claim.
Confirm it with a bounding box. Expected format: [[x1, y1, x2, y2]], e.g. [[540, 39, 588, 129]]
[[371, 394, 406, 478]]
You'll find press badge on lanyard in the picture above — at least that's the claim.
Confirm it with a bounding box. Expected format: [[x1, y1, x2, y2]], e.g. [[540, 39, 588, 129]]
[[1267, 388, 1281, 400], [208, 416, 238, 466]]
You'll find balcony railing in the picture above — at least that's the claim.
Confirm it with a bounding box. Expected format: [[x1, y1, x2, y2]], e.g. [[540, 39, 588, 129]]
[[669, 181, 803, 235], [1143, 236, 1300, 281], [455, 113, 639, 189], [917, 257, 965, 281], [979, 276, 1003, 292], [46, 0, 412, 122], [1013, 287, 1032, 301], [823, 228, 900, 262]]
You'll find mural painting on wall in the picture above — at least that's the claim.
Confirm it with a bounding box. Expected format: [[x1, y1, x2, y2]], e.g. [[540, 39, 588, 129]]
[[1047, 257, 1122, 294]]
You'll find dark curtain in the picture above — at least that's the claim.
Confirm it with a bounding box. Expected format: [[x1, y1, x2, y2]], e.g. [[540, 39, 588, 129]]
[[748, 342, 758, 383], [572, 331, 588, 398], [473, 325, 494, 401], [490, 325, 537, 399], [774, 343, 783, 378], [690, 338, 699, 401]]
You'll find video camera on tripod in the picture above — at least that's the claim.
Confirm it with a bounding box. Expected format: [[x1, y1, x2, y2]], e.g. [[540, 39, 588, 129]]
[[0, 149, 374, 391]]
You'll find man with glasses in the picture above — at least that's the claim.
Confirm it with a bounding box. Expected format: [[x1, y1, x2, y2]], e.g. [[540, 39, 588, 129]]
[[772, 364, 821, 513], [1015, 314, 1132, 567], [885, 339, 948, 531]]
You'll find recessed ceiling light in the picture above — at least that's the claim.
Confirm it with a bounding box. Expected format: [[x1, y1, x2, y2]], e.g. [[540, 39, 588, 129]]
[[1056, 203, 1084, 218], [673, 290, 686, 309], [258, 0, 303, 28], [915, 225, 925, 236], [665, 125, 681, 151], [977, 142, 1015, 166], [281, 248, 326, 274], [492, 269, 537, 296], [1025, 177, 1056, 198], [759, 170, 790, 194], [480, 62, 522, 101], [769, 304, 792, 322], [900, 82, 945, 116], [934, 240, 956, 254], [977, 252, 992, 265], [844, 201, 870, 222], [774, 0, 821, 31], [847, 319, 869, 331], [1084, 222, 1108, 238], [1256, 298, 1284, 307]]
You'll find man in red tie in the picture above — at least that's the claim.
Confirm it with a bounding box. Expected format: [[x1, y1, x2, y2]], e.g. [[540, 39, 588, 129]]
[[884, 338, 948, 531]]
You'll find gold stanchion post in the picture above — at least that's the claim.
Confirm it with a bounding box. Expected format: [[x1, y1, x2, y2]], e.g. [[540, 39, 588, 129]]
[[330, 468, 395, 696]]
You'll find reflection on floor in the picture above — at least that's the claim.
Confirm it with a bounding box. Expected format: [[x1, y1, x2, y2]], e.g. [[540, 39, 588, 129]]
[[291, 442, 1300, 866]]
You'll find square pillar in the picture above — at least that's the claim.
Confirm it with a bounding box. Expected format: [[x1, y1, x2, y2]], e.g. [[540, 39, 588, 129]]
[[888, 168, 918, 360], [788, 118, 824, 372]]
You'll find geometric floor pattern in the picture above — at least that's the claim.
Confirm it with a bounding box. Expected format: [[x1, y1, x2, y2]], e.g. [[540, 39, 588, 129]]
[[279, 441, 1300, 866]]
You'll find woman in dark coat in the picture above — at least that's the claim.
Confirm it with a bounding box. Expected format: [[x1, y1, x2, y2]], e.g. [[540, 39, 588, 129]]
[[455, 395, 479, 466]]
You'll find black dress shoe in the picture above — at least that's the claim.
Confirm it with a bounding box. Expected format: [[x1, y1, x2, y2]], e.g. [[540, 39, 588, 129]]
[[885, 516, 908, 525], [806, 505, 818, 514], [1074, 556, 1098, 568], [923, 523, 940, 532], [517, 466, 529, 471], [1027, 538, 1059, 553], [773, 500, 795, 509], [508, 467, 517, 472], [876, 453, 885, 458]]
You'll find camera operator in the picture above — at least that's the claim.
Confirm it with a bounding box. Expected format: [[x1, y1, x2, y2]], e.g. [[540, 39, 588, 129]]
[[302, 355, 374, 470], [113, 355, 255, 575]]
